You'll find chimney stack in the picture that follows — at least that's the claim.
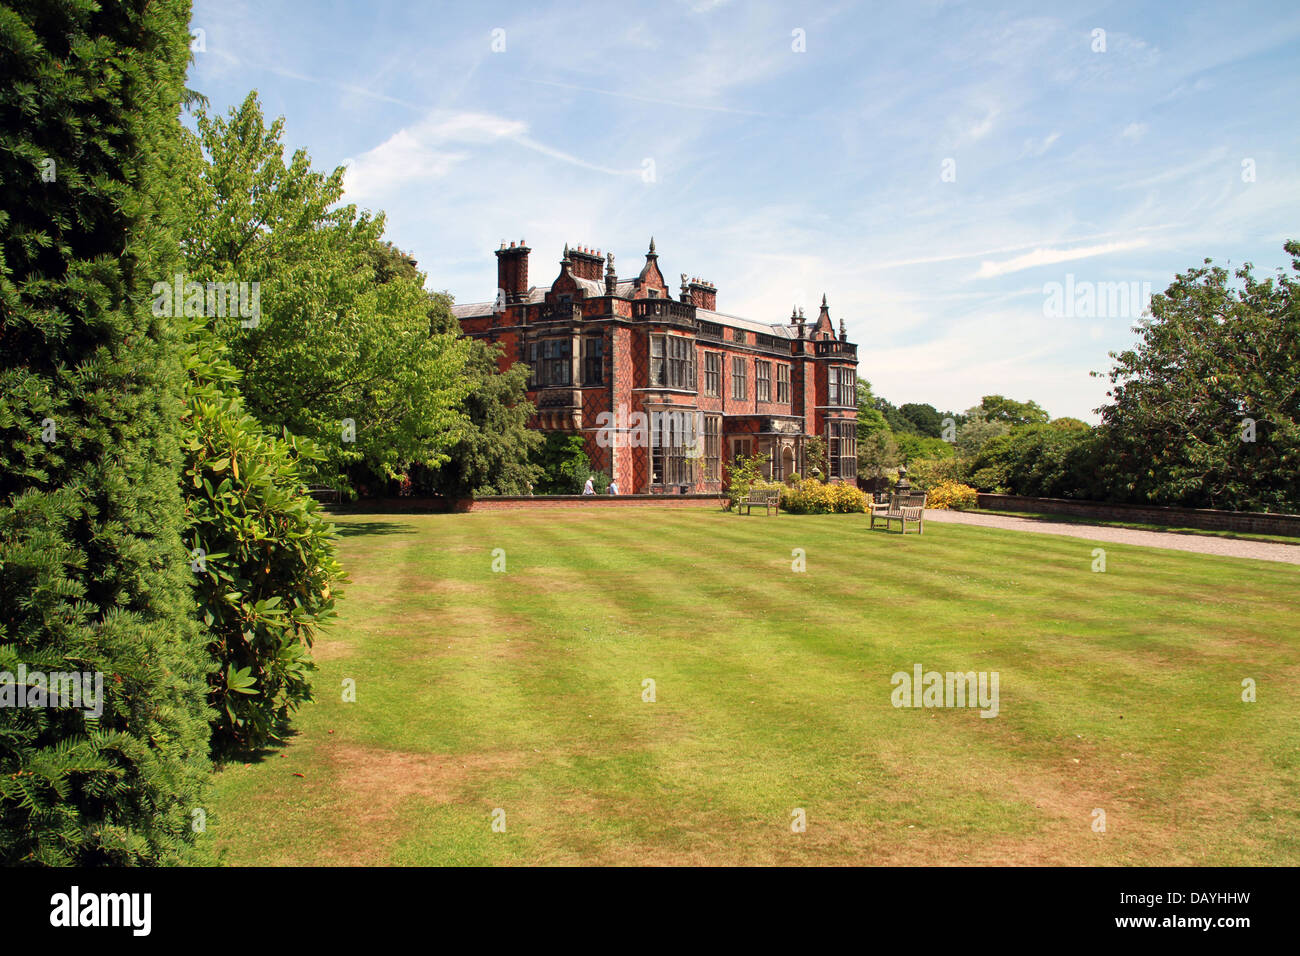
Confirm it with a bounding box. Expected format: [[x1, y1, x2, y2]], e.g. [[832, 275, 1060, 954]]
[[568, 245, 604, 282], [687, 277, 717, 311], [495, 239, 530, 303]]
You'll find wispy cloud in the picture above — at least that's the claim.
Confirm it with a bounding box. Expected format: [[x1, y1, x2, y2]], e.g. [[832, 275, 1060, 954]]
[[973, 240, 1151, 279]]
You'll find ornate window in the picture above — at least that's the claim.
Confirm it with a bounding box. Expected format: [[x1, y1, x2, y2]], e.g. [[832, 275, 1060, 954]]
[[828, 420, 857, 480], [776, 364, 791, 404], [703, 351, 722, 397], [650, 334, 696, 390], [582, 336, 603, 385], [731, 356, 747, 400], [529, 338, 571, 387], [702, 415, 722, 480], [828, 366, 855, 406], [756, 361, 772, 402], [651, 410, 696, 486]]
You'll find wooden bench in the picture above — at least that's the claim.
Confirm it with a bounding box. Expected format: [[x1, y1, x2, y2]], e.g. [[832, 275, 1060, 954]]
[[306, 486, 341, 505], [869, 492, 927, 534], [737, 491, 780, 516]]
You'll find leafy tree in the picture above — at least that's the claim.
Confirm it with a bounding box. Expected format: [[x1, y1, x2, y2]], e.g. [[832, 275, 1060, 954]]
[[182, 323, 343, 757], [0, 0, 212, 864], [970, 424, 1102, 499], [857, 430, 901, 482], [955, 407, 1011, 459], [804, 436, 829, 479], [979, 395, 1050, 427], [895, 432, 955, 462], [856, 378, 889, 438], [176, 93, 471, 492], [725, 451, 773, 509], [874, 397, 917, 435], [532, 434, 594, 494], [417, 291, 542, 497], [1049, 417, 1091, 431], [898, 402, 945, 438], [1095, 244, 1300, 511]]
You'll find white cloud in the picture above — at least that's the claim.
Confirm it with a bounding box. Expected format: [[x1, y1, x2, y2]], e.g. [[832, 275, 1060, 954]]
[[343, 110, 639, 202], [973, 239, 1150, 279], [1121, 122, 1148, 141], [1022, 130, 1061, 157]]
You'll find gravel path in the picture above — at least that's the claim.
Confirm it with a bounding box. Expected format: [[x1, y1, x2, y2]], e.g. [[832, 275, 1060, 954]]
[[923, 509, 1300, 566]]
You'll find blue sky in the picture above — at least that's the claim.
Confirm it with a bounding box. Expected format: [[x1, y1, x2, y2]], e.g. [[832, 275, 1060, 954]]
[[188, 0, 1300, 421]]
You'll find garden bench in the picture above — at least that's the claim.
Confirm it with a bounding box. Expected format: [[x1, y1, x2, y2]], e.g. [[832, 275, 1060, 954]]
[[869, 492, 927, 534], [307, 486, 341, 505], [737, 490, 780, 516]]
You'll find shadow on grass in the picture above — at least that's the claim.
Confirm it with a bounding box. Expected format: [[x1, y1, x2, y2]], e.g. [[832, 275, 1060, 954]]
[[330, 519, 417, 538], [216, 728, 302, 768]]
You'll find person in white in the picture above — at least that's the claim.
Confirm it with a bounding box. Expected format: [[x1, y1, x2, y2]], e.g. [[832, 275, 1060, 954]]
[[607, 479, 619, 495], [582, 477, 595, 495]]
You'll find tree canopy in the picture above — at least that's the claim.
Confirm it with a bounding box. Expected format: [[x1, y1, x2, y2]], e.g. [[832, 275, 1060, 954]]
[[177, 93, 472, 492]]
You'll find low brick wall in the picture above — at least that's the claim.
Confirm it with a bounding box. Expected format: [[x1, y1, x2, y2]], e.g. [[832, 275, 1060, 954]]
[[457, 494, 725, 512], [332, 494, 726, 514], [978, 494, 1300, 538]]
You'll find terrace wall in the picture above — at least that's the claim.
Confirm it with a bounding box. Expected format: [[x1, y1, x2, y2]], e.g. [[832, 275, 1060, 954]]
[[978, 494, 1300, 538], [331, 494, 725, 513]]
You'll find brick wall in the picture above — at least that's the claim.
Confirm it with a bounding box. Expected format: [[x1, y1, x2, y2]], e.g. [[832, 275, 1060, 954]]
[[332, 494, 724, 514], [978, 494, 1300, 538]]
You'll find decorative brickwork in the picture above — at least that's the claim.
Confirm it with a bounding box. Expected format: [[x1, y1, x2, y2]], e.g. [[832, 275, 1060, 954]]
[[453, 238, 859, 493]]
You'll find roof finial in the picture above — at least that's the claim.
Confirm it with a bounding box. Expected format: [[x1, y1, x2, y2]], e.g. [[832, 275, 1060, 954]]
[[648, 236, 656, 256], [822, 293, 828, 308], [839, 317, 847, 339]]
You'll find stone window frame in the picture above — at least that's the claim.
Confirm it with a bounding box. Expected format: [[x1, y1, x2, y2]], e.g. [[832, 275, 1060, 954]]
[[827, 420, 857, 480], [776, 363, 791, 404], [756, 360, 772, 403], [731, 355, 747, 401], [529, 337, 572, 387], [702, 350, 722, 397], [649, 333, 696, 390], [582, 335, 603, 385]]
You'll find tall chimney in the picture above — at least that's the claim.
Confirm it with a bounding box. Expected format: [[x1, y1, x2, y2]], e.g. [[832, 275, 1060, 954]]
[[568, 245, 604, 282], [687, 278, 717, 311], [495, 239, 530, 303]]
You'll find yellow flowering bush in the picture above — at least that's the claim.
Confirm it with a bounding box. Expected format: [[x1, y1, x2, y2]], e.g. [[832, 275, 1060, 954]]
[[780, 478, 867, 514], [927, 480, 979, 510]]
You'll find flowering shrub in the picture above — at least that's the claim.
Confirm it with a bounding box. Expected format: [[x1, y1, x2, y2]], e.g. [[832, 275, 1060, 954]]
[[927, 480, 980, 510], [780, 479, 868, 514], [906, 457, 967, 491], [827, 481, 869, 513]]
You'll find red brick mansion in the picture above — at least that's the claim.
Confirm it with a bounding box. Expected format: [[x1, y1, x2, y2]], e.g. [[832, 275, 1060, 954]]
[[451, 238, 858, 494]]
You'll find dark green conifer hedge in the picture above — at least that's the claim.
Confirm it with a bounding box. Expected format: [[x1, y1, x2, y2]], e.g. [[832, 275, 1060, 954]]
[[0, 0, 213, 864]]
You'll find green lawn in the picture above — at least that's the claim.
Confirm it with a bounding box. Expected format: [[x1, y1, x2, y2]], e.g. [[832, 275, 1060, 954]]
[[206, 507, 1300, 866]]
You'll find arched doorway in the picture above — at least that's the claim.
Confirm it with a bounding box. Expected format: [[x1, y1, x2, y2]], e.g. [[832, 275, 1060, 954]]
[[781, 445, 795, 480]]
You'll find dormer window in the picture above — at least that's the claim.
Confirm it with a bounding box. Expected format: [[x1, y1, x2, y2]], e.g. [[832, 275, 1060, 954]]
[[648, 289, 659, 298]]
